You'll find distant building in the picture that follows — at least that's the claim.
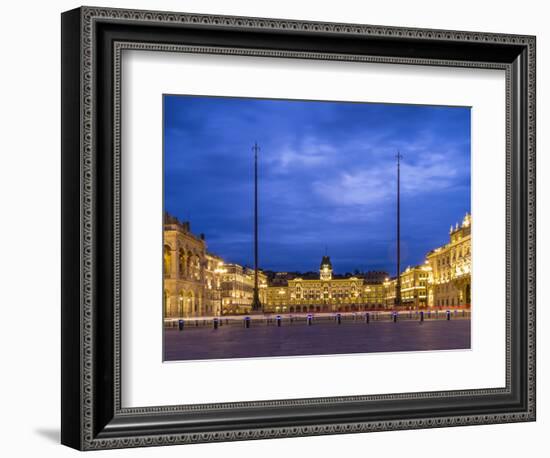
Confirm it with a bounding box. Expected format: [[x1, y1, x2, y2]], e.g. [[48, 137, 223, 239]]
[[219, 264, 267, 315], [384, 264, 430, 309], [263, 255, 387, 313]]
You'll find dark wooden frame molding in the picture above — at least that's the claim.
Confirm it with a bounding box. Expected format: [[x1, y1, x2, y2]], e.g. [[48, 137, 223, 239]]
[[61, 6, 536, 450]]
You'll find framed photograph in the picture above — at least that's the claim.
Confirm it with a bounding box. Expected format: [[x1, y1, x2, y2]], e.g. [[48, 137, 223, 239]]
[[61, 6, 536, 450], [161, 95, 473, 362]]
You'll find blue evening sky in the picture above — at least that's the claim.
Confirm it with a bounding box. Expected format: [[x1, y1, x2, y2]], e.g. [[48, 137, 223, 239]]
[[164, 95, 470, 275]]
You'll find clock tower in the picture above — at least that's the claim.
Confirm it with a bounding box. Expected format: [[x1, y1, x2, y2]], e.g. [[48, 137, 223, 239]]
[[319, 255, 333, 281]]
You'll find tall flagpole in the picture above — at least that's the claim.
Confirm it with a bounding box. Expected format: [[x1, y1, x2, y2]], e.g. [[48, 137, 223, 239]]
[[251, 142, 262, 311], [395, 152, 403, 308]]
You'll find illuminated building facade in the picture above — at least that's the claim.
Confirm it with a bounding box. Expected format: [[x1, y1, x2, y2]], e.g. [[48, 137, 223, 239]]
[[384, 265, 431, 308], [263, 213, 472, 312], [163, 213, 263, 318], [204, 252, 225, 315], [219, 264, 267, 315], [163, 212, 472, 317], [163, 214, 210, 317], [264, 256, 387, 313], [426, 213, 472, 307]]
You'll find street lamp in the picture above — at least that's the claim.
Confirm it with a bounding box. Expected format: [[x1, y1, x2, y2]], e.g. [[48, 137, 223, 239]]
[[214, 263, 227, 316]]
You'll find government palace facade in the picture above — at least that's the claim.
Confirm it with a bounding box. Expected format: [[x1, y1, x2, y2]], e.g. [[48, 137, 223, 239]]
[[163, 212, 471, 318]]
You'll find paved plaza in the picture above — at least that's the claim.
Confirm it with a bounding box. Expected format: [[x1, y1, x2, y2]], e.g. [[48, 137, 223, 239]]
[[164, 318, 471, 361]]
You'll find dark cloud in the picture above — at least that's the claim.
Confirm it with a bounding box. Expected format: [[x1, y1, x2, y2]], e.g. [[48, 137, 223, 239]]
[[164, 95, 470, 274]]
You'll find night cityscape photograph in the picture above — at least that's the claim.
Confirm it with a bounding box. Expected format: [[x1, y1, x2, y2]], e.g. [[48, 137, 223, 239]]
[[162, 94, 472, 361]]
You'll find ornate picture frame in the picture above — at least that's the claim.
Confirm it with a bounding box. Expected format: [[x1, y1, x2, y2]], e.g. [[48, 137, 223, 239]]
[[61, 6, 536, 450]]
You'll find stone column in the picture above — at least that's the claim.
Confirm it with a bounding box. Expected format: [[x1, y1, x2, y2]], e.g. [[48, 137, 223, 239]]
[[170, 246, 178, 280]]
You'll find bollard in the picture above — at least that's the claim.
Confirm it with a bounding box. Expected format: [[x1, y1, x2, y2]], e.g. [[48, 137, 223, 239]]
[[244, 316, 251, 328], [213, 317, 219, 330], [446, 310, 451, 321], [276, 315, 282, 327], [365, 312, 370, 324], [178, 319, 184, 331], [419, 311, 424, 323], [392, 312, 398, 323], [307, 314, 313, 326], [336, 313, 342, 325]]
